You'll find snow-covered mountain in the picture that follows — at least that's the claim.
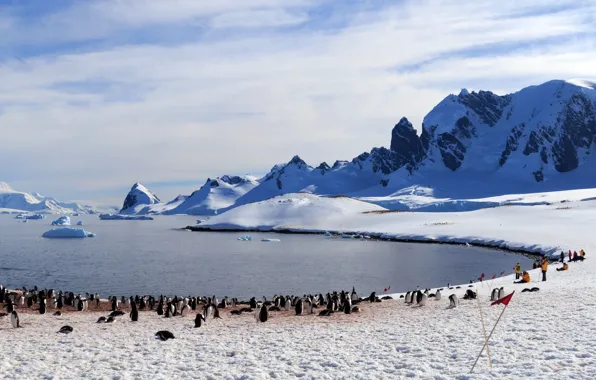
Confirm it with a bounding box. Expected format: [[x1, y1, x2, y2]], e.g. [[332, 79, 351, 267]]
[[120, 79, 596, 215], [0, 182, 98, 214], [119, 183, 169, 214], [163, 175, 258, 215]]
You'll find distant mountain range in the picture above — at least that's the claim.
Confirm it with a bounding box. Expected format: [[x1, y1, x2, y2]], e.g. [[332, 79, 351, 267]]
[[0, 182, 109, 214], [116, 79, 596, 215]]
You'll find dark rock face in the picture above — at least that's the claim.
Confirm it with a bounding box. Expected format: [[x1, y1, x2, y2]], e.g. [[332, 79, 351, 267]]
[[458, 90, 511, 127], [390, 117, 425, 170], [552, 135, 579, 172], [499, 123, 525, 167], [220, 175, 246, 185], [316, 162, 331, 174], [121, 194, 138, 211], [436, 132, 466, 171]]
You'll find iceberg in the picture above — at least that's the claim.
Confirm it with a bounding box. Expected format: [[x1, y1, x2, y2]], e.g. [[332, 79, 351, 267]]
[[237, 235, 252, 241], [261, 238, 280, 242], [51, 216, 71, 226], [42, 228, 96, 238], [76, 221, 84, 226], [15, 213, 46, 220], [98, 213, 154, 221]]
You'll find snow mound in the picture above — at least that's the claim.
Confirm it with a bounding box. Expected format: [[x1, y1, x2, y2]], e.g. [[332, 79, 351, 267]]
[[198, 193, 386, 230], [99, 214, 154, 221], [51, 216, 71, 226], [42, 228, 96, 238]]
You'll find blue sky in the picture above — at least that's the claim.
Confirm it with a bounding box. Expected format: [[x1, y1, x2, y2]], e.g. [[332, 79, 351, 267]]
[[0, 0, 594, 206]]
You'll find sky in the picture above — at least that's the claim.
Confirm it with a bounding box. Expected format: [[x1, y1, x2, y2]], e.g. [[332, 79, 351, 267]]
[[0, 0, 595, 206]]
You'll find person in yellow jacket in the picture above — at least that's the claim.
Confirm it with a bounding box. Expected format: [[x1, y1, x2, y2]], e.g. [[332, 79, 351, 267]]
[[541, 258, 548, 281], [557, 263, 569, 271], [513, 263, 522, 280], [515, 271, 531, 283]]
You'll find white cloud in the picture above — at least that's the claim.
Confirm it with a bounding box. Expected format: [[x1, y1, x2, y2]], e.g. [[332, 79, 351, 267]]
[[0, 0, 594, 202]]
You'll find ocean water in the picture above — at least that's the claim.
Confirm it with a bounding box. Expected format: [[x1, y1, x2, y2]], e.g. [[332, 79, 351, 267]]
[[0, 214, 533, 299]]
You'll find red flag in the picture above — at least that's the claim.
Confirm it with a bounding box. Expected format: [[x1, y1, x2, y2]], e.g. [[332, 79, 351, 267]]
[[491, 274, 496, 279], [491, 291, 515, 306], [500, 271, 505, 276]]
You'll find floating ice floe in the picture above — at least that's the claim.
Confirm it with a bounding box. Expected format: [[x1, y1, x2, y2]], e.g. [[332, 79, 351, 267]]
[[42, 228, 96, 238], [76, 221, 84, 226], [51, 216, 71, 226], [15, 213, 45, 220], [261, 238, 280, 242], [98, 213, 154, 221], [237, 235, 252, 241], [325, 231, 332, 237]]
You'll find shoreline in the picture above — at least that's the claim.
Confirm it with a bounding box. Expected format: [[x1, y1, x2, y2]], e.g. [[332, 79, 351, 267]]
[[184, 225, 546, 259]]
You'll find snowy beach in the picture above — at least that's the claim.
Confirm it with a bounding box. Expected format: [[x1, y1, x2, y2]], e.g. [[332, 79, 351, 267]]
[[3, 194, 596, 379]]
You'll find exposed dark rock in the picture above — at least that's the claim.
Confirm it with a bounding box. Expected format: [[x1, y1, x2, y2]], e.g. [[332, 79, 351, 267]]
[[437, 133, 466, 171], [533, 169, 544, 182], [390, 117, 425, 169], [553, 134, 579, 172], [458, 90, 511, 126], [499, 123, 525, 167]]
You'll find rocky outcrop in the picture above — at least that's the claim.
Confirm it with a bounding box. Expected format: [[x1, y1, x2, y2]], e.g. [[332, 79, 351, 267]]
[[120, 183, 160, 213], [390, 117, 425, 172]]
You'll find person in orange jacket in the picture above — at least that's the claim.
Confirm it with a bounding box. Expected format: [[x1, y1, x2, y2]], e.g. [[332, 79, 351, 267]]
[[515, 271, 531, 283], [557, 263, 569, 271], [541, 258, 548, 281]]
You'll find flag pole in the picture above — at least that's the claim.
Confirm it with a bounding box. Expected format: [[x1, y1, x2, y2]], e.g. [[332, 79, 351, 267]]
[[470, 300, 511, 373], [476, 294, 492, 369]]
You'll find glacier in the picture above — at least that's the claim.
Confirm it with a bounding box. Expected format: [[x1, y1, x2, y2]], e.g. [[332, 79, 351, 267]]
[[42, 228, 96, 238]]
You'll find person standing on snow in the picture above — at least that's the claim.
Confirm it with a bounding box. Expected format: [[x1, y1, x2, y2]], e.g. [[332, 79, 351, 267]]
[[560, 252, 565, 263], [541, 257, 549, 281], [513, 263, 522, 280]]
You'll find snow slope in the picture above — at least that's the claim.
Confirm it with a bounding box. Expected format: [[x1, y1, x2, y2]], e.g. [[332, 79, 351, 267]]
[[199, 193, 386, 230], [164, 175, 259, 215], [0, 182, 96, 214]]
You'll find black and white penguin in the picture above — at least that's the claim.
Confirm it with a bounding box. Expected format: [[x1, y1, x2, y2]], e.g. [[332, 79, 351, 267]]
[[258, 303, 268, 323], [77, 298, 84, 312], [343, 301, 352, 314], [111, 297, 117, 312], [4, 298, 14, 313], [130, 300, 139, 322], [106, 316, 115, 323], [419, 292, 428, 306], [498, 287, 505, 300], [449, 294, 458, 308], [416, 290, 423, 304], [435, 289, 442, 301], [39, 298, 46, 315], [58, 325, 73, 334], [180, 303, 190, 317], [97, 316, 106, 323], [351, 305, 360, 313], [164, 303, 172, 318], [194, 313, 205, 328], [249, 297, 257, 309], [318, 309, 332, 317], [155, 330, 175, 341], [404, 291, 411, 304], [11, 310, 20, 328], [295, 299, 303, 316], [369, 291, 376, 303], [491, 288, 499, 301], [351, 287, 359, 302]]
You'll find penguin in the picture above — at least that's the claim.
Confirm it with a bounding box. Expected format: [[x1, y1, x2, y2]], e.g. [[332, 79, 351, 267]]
[[194, 313, 205, 328], [130, 300, 139, 322], [77, 298, 84, 312], [5, 298, 14, 313], [27, 296, 34, 308], [213, 306, 222, 319], [351, 305, 360, 313], [351, 287, 359, 302], [449, 294, 458, 308], [180, 303, 190, 317], [419, 292, 428, 306], [306, 298, 313, 315], [164, 303, 171, 318], [249, 297, 257, 309], [258, 303, 268, 323], [156, 300, 164, 316], [109, 310, 125, 317], [169, 302, 176, 317], [155, 331, 175, 341], [11, 310, 20, 328], [39, 298, 46, 315], [53, 311, 62, 316], [435, 289, 442, 301], [318, 309, 332, 317], [404, 291, 411, 304], [111, 297, 117, 312], [58, 325, 73, 334], [97, 316, 106, 323], [106, 316, 115, 323], [343, 301, 352, 314], [369, 291, 376, 303], [295, 299, 303, 316], [498, 287, 505, 300], [491, 288, 499, 301], [285, 296, 291, 311]]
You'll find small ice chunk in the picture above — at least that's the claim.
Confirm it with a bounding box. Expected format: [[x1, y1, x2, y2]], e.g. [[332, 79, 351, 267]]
[[76, 221, 84, 226], [42, 228, 96, 238], [52, 216, 71, 226], [261, 238, 280, 242]]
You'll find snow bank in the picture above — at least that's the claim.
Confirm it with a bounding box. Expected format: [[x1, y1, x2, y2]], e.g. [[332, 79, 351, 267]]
[[98, 213, 154, 221], [42, 228, 96, 238], [196, 193, 386, 231], [51, 215, 71, 226]]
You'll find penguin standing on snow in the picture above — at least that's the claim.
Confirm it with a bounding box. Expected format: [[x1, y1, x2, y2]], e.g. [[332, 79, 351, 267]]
[[111, 297, 117, 312], [498, 287, 505, 300], [419, 292, 428, 306], [180, 302, 190, 317], [404, 291, 411, 304], [295, 299, 303, 316], [449, 294, 458, 308], [435, 289, 442, 301], [491, 288, 499, 301], [369, 291, 376, 303], [39, 298, 46, 315], [351, 287, 359, 302], [4, 298, 14, 313], [257, 303, 268, 323], [130, 300, 139, 322], [11, 311, 20, 328], [194, 313, 206, 328]]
